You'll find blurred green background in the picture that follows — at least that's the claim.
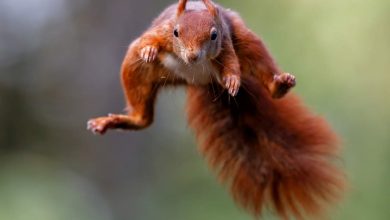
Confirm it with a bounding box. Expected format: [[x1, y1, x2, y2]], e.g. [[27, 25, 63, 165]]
[[0, 0, 389, 219]]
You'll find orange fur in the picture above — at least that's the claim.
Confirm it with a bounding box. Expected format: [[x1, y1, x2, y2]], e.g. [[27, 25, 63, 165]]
[[187, 77, 345, 219], [87, 1, 346, 219]]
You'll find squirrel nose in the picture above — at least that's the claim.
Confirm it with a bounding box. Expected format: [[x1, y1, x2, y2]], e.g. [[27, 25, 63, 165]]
[[187, 51, 200, 63]]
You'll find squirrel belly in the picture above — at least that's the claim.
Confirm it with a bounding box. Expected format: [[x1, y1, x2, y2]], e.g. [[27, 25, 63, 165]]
[[160, 53, 219, 85]]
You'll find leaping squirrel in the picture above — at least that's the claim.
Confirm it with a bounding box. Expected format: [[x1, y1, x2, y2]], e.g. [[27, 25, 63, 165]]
[[87, 0, 346, 219]]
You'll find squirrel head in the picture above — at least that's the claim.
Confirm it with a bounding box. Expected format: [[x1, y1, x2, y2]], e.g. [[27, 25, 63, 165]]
[[173, 0, 223, 64]]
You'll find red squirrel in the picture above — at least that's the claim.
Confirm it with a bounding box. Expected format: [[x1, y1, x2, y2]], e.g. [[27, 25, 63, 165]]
[[87, 0, 345, 219]]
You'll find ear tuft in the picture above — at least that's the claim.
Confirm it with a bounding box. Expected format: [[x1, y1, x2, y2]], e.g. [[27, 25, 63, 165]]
[[202, 0, 218, 17], [177, 0, 188, 17]]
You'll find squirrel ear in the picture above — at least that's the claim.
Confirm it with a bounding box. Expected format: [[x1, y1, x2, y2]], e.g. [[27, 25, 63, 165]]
[[177, 0, 188, 16], [202, 0, 218, 17]]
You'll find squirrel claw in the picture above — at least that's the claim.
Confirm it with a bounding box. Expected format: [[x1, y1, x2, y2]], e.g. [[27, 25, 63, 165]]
[[272, 73, 296, 98], [223, 75, 240, 96], [87, 116, 117, 135], [140, 46, 158, 63], [274, 73, 296, 88], [87, 119, 104, 135]]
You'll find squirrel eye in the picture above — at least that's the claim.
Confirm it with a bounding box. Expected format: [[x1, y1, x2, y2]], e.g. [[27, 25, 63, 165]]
[[173, 29, 179, 38], [211, 31, 218, 41]]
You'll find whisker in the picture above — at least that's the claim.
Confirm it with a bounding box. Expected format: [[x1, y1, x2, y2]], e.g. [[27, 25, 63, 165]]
[[162, 72, 170, 88], [214, 59, 237, 74], [212, 86, 225, 102], [129, 57, 144, 66], [200, 61, 218, 100], [240, 82, 257, 100], [232, 95, 239, 108]]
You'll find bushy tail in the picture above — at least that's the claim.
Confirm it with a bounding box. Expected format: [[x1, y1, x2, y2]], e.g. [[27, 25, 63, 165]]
[[186, 76, 346, 220]]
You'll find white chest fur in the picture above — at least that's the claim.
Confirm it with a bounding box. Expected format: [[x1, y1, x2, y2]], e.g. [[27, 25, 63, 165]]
[[161, 53, 219, 85]]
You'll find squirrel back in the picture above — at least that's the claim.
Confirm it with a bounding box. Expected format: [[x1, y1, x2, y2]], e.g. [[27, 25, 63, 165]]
[[187, 75, 346, 219]]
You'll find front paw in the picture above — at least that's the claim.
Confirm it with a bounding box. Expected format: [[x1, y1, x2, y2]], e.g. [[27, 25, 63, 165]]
[[223, 74, 240, 96], [140, 45, 158, 63]]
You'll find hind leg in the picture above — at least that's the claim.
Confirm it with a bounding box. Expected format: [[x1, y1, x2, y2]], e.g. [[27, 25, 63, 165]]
[[87, 83, 158, 134], [87, 41, 161, 135]]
